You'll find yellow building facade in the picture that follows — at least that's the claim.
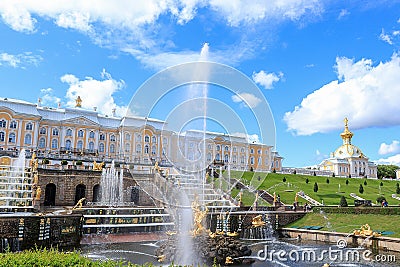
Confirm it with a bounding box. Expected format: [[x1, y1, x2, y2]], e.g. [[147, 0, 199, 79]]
[[0, 97, 282, 172]]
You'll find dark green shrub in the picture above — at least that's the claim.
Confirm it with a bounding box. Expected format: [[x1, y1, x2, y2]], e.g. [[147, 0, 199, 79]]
[[314, 182, 318, 192], [359, 184, 364, 194], [332, 173, 335, 177], [326, 178, 330, 184], [364, 180, 367, 186], [42, 158, 49, 164], [272, 168, 276, 173], [340, 196, 348, 207], [61, 160, 68, 165], [283, 177, 286, 182], [380, 181, 383, 187], [377, 196, 386, 204], [346, 179, 349, 185], [114, 162, 120, 167], [75, 160, 83, 166], [397, 183, 400, 194], [305, 178, 309, 184]]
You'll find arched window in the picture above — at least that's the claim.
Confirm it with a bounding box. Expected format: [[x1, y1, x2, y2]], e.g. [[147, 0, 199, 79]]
[[110, 144, 115, 153], [26, 122, 33, 130], [78, 129, 84, 137], [215, 153, 220, 161], [125, 143, 130, 152], [125, 133, 131, 140], [250, 157, 254, 164], [65, 140, 72, 150], [99, 143, 105, 152], [110, 134, 116, 142], [89, 131, 95, 138], [225, 146, 229, 151], [24, 134, 32, 145], [88, 141, 94, 152], [207, 153, 212, 161], [224, 154, 229, 163], [163, 137, 167, 144], [216, 145, 220, 151], [151, 145, 156, 155], [38, 137, 46, 148], [52, 128, 59, 136], [39, 127, 46, 134], [207, 144, 211, 149], [233, 147, 237, 152], [144, 144, 149, 154], [136, 144, 142, 153], [233, 155, 237, 163], [152, 136, 156, 143], [77, 140, 83, 150], [258, 149, 261, 154], [258, 157, 262, 164], [66, 129, 73, 136], [99, 133, 105, 140], [8, 133, 16, 143], [240, 156, 245, 164], [0, 132, 5, 142], [241, 147, 245, 153], [144, 135, 150, 142], [0, 120, 6, 128], [136, 134, 141, 141], [9, 121, 17, 129], [51, 139, 58, 149]]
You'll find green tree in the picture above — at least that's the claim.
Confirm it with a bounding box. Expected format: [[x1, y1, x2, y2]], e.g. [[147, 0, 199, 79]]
[[305, 178, 309, 184], [283, 177, 286, 182], [346, 179, 349, 185], [364, 180, 367, 186], [314, 182, 318, 193], [359, 184, 364, 194], [326, 178, 330, 184], [377, 164, 399, 179], [340, 196, 348, 207]]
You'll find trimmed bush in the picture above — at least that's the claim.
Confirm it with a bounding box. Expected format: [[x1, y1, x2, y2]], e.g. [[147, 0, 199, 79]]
[[346, 179, 349, 185], [75, 160, 83, 166], [359, 184, 364, 194], [314, 207, 400, 215], [313, 182, 318, 193], [364, 180, 367, 186], [397, 183, 400, 194], [377, 196, 386, 204], [283, 177, 286, 182], [326, 178, 330, 184], [42, 158, 49, 164], [380, 181, 384, 187], [340, 196, 348, 207], [61, 160, 68, 165], [305, 178, 309, 184]]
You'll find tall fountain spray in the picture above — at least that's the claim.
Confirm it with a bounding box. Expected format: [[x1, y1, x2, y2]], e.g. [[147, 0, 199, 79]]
[[99, 161, 124, 206]]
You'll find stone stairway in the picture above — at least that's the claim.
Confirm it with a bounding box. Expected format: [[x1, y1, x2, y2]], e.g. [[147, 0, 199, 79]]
[[296, 191, 323, 206]]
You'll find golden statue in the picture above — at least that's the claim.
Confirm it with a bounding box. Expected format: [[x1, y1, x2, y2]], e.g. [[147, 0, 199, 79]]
[[33, 173, 39, 184], [73, 198, 86, 210], [225, 256, 233, 265], [157, 254, 166, 262], [273, 192, 277, 202], [353, 224, 381, 237], [75, 96, 82, 107], [154, 161, 160, 173], [191, 194, 208, 236], [93, 161, 104, 171], [295, 193, 298, 203], [35, 186, 42, 200], [252, 214, 266, 227]]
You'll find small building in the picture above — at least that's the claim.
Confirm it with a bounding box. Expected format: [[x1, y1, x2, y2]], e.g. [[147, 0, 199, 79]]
[[319, 118, 377, 178]]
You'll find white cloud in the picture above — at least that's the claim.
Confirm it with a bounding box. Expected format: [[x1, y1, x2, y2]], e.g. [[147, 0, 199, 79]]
[[252, 70, 283, 89], [231, 132, 260, 144], [56, 11, 92, 32], [375, 154, 400, 166], [61, 69, 126, 116], [338, 9, 349, 20], [379, 140, 400, 155], [0, 3, 36, 33], [380, 29, 393, 45], [40, 88, 61, 107], [0, 52, 42, 68], [284, 54, 400, 135], [232, 93, 262, 108]]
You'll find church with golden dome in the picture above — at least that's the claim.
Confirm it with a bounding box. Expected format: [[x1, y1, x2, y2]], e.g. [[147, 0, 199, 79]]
[[318, 118, 377, 178]]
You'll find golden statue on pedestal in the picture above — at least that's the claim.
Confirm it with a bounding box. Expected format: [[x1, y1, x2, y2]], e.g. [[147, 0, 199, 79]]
[[93, 161, 104, 171], [353, 224, 381, 237], [73, 198, 86, 210], [191, 194, 208, 236], [252, 214, 266, 227]]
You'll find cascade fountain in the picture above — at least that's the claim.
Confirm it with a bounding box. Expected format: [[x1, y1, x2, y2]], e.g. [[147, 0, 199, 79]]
[[99, 161, 124, 206]]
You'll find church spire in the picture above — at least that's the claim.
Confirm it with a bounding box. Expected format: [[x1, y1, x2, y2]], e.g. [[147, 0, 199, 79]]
[[340, 117, 353, 145]]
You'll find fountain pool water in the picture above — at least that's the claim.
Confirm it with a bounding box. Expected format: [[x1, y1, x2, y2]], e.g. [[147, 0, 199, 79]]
[[99, 161, 123, 206]]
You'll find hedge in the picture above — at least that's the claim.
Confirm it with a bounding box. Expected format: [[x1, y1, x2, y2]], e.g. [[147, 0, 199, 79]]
[[313, 207, 400, 215]]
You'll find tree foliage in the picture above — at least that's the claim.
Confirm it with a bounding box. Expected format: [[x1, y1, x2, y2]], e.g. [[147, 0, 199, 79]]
[[340, 196, 348, 207], [377, 164, 399, 179], [313, 182, 318, 192], [359, 184, 364, 194]]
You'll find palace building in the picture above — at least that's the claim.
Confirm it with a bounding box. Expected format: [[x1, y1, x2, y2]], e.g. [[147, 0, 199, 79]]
[[0, 96, 283, 172], [318, 118, 377, 178]]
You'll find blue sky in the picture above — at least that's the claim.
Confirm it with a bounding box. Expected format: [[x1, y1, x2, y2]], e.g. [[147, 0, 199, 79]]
[[1, 1, 400, 167]]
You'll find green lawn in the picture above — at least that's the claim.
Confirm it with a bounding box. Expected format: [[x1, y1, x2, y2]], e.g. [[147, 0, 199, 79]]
[[286, 212, 400, 238], [228, 171, 400, 206]]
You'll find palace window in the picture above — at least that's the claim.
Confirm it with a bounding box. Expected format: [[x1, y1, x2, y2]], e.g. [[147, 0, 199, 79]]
[[51, 139, 58, 149], [258, 157, 262, 164], [125, 133, 131, 140], [24, 134, 32, 145], [225, 146, 229, 151], [39, 127, 46, 134], [258, 149, 261, 154], [163, 137, 168, 144], [78, 129, 84, 137], [224, 154, 229, 163], [77, 140, 83, 150], [250, 157, 254, 164], [99, 143, 105, 152], [136, 134, 142, 142], [144, 135, 150, 143], [110, 144, 115, 153], [38, 138, 45, 148], [99, 133, 105, 140], [233, 147, 237, 152], [216, 145, 220, 151], [89, 131, 95, 138], [151, 145, 156, 155], [0, 120, 6, 128], [207, 153, 212, 161], [65, 140, 72, 150], [52, 128, 59, 136], [241, 147, 245, 153], [89, 141, 95, 152], [152, 136, 156, 143], [110, 134, 116, 142], [215, 153, 220, 161], [125, 143, 130, 153], [26, 122, 33, 131], [233, 155, 237, 163], [66, 129, 72, 136], [144, 144, 149, 154], [136, 144, 142, 153], [208, 144, 211, 150], [240, 156, 245, 164], [250, 148, 254, 154], [0, 132, 5, 142], [9, 121, 17, 129]]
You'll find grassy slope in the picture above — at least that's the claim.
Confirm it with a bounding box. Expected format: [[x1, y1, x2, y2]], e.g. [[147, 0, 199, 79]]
[[286, 212, 400, 238], [229, 171, 400, 206]]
